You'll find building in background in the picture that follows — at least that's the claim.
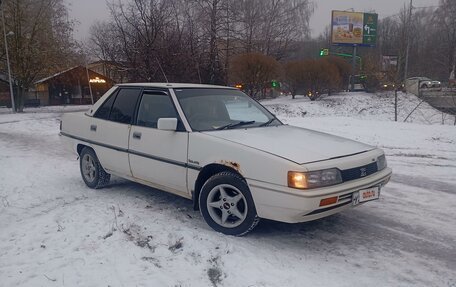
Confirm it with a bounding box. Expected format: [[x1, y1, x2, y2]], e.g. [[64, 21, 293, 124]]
[[34, 66, 114, 105]]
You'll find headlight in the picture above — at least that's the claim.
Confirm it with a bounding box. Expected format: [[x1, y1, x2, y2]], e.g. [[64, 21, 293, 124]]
[[288, 168, 342, 189], [377, 154, 387, 171]]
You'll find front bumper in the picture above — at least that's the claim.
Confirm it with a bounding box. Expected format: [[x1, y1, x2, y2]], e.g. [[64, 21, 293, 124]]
[[247, 167, 392, 223]]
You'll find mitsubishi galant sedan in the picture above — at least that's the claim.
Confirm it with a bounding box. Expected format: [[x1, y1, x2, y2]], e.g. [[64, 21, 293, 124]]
[[61, 83, 392, 236]]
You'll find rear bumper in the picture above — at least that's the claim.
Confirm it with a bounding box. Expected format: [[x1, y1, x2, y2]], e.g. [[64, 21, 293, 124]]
[[247, 167, 392, 223]]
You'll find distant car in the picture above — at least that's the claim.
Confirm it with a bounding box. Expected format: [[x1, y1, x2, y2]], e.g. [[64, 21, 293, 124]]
[[348, 75, 366, 91], [408, 77, 441, 89], [380, 82, 395, 91], [61, 83, 392, 236]]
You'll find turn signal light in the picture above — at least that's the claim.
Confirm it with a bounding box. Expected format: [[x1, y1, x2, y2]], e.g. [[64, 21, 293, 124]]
[[319, 196, 338, 207], [288, 171, 307, 189]]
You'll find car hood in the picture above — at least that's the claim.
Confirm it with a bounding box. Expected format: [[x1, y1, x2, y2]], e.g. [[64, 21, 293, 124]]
[[203, 125, 374, 164]]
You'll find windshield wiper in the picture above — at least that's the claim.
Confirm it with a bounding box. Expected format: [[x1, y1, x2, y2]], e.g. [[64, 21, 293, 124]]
[[259, 118, 276, 127], [216, 120, 256, 130]]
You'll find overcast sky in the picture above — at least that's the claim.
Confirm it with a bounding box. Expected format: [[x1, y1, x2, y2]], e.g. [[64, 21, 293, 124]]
[[66, 0, 440, 41]]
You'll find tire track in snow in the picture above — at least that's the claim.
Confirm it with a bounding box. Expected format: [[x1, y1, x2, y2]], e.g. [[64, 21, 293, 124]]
[[391, 173, 456, 195]]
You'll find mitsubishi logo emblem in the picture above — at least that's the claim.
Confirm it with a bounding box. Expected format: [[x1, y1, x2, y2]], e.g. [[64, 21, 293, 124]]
[[360, 167, 367, 177]]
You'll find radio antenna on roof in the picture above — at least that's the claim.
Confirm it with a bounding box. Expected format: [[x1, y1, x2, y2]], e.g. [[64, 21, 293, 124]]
[[155, 56, 169, 83]]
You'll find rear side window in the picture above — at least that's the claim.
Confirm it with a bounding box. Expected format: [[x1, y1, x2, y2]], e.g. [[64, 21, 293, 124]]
[[137, 92, 179, 129], [94, 91, 117, 120], [109, 88, 141, 124]]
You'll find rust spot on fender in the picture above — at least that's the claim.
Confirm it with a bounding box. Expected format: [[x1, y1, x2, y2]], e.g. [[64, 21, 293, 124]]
[[219, 160, 241, 173]]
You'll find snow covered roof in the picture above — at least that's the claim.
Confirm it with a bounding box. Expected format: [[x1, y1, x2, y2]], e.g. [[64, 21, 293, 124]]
[[34, 66, 80, 84], [34, 66, 115, 85]]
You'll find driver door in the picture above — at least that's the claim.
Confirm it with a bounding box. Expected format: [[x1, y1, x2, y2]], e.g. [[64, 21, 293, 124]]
[[128, 90, 189, 196]]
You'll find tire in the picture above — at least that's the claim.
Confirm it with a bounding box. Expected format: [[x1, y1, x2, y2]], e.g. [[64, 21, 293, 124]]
[[199, 172, 260, 236], [79, 147, 110, 189]]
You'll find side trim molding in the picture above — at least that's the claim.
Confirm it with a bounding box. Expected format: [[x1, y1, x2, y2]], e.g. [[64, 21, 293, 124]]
[[61, 132, 202, 171]]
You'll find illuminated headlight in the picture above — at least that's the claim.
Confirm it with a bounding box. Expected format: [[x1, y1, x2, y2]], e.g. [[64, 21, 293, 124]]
[[377, 154, 387, 171], [288, 168, 342, 189]]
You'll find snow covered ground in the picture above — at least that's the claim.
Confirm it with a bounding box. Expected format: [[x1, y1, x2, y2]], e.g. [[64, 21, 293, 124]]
[[0, 92, 455, 287]]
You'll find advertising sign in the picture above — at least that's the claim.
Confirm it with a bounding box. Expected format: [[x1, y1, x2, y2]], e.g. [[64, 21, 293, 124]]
[[331, 11, 378, 46]]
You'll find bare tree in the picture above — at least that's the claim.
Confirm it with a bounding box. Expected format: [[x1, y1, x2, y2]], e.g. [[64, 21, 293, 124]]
[[192, 0, 225, 84], [434, 0, 456, 77], [0, 0, 81, 111], [283, 61, 305, 99], [89, 0, 314, 87], [233, 0, 314, 59]]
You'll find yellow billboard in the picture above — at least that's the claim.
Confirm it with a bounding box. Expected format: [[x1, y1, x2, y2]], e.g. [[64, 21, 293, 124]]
[[331, 11, 364, 45]]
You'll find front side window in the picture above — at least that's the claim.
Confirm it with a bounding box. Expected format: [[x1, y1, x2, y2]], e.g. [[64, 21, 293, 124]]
[[136, 92, 179, 129], [109, 88, 141, 124], [174, 88, 281, 131]]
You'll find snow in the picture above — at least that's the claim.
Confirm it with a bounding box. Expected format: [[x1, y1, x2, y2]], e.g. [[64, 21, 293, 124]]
[[1, 92, 456, 287], [264, 91, 455, 125]]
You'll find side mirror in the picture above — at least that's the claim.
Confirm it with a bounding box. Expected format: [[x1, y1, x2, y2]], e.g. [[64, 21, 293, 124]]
[[157, 118, 178, 131]]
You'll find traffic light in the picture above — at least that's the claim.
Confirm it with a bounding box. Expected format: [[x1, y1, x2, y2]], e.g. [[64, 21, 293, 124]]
[[271, 80, 280, 88], [319, 48, 329, 57]]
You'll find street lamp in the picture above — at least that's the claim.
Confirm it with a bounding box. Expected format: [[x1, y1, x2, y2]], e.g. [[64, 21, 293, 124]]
[[0, 0, 15, 113]]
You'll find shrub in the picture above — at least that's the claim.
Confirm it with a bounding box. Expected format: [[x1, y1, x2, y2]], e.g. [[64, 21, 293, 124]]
[[230, 53, 280, 99]]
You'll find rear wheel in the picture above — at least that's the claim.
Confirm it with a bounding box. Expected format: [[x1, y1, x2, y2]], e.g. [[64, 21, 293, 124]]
[[199, 172, 259, 236], [79, 147, 110, 189]]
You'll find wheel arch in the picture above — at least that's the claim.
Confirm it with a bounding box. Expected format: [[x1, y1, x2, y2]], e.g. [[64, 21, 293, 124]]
[[77, 143, 92, 156], [192, 163, 245, 210]]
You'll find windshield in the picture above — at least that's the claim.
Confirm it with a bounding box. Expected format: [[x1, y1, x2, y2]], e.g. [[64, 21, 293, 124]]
[[173, 88, 281, 131]]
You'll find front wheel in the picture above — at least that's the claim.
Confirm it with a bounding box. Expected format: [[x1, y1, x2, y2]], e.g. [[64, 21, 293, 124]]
[[79, 147, 110, 189], [199, 172, 259, 236]]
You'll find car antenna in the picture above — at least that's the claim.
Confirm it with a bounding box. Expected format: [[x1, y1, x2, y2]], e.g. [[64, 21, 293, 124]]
[[155, 56, 169, 83]]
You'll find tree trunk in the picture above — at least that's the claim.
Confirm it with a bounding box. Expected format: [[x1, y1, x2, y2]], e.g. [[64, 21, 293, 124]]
[[15, 87, 25, 113], [394, 89, 398, 122]]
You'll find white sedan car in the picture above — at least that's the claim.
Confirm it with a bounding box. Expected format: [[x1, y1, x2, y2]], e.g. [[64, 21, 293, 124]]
[[61, 83, 392, 236]]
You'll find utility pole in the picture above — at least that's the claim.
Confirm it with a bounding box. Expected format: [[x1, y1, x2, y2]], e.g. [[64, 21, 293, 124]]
[[1, 0, 15, 113], [404, 0, 413, 81], [351, 45, 357, 92]]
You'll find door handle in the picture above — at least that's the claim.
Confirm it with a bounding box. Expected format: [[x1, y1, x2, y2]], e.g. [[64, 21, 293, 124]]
[[133, 131, 142, 139], [90, 124, 97, 131]]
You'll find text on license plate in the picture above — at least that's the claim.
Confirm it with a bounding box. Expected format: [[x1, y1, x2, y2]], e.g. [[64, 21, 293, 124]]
[[352, 186, 380, 206]]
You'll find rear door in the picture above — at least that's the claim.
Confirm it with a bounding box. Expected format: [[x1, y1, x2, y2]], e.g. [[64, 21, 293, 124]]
[[128, 90, 189, 196], [91, 87, 141, 177]]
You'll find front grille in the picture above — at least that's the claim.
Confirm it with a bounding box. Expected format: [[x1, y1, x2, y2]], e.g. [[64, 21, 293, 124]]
[[341, 161, 378, 182]]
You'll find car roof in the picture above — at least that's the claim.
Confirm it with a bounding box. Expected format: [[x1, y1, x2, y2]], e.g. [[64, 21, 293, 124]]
[[116, 83, 237, 89]]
